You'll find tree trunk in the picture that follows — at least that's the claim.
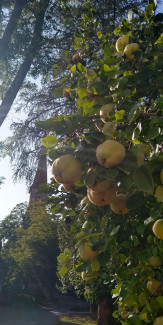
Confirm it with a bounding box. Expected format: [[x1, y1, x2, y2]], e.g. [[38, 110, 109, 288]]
[[97, 298, 111, 325], [0, 0, 49, 127], [0, 0, 28, 60]]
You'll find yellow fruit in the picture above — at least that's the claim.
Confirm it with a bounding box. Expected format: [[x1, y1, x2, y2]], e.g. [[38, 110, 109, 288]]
[[62, 183, 75, 191], [79, 242, 98, 259], [149, 256, 162, 267], [155, 185, 163, 202], [96, 140, 126, 168], [116, 35, 129, 52], [153, 316, 163, 325], [51, 155, 82, 184], [152, 219, 163, 240], [99, 103, 114, 123], [147, 279, 161, 295], [87, 178, 112, 193], [124, 43, 140, 61], [81, 270, 97, 281], [86, 167, 112, 192], [110, 194, 129, 214], [87, 186, 116, 206], [160, 169, 163, 184]]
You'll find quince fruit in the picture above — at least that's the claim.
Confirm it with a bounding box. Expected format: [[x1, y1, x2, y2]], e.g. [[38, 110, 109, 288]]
[[96, 140, 126, 168], [52, 155, 82, 184]]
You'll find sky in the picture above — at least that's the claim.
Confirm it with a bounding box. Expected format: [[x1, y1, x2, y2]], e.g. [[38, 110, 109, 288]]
[[0, 1, 163, 221], [0, 109, 29, 220]]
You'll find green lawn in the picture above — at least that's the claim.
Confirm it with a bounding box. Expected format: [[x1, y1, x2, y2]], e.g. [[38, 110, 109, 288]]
[[59, 313, 96, 325]]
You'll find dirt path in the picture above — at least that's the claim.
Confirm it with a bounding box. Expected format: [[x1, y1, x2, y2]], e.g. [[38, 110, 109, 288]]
[[0, 295, 60, 325]]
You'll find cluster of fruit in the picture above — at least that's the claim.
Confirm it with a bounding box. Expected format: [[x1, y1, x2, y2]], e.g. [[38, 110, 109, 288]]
[[115, 34, 140, 61], [51, 137, 129, 214]]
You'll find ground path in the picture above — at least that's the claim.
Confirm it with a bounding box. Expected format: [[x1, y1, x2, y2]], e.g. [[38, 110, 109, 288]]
[[0, 294, 88, 325]]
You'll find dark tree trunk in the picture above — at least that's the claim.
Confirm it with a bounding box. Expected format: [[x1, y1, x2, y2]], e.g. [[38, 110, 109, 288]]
[[0, 0, 49, 127], [0, 0, 28, 59], [97, 298, 111, 325]]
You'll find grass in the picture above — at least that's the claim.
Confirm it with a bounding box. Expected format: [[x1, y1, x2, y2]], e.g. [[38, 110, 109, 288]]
[[59, 313, 96, 325]]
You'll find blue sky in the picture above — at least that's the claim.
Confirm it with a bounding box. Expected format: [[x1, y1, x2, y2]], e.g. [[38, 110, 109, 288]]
[[0, 1, 163, 220]]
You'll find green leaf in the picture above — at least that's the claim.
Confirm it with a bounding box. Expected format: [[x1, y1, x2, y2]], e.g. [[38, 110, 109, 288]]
[[91, 258, 100, 272], [143, 126, 160, 140], [123, 295, 139, 307], [76, 261, 90, 272], [53, 87, 64, 98], [57, 253, 67, 263], [115, 110, 125, 122], [127, 192, 145, 210], [41, 135, 58, 148], [59, 266, 69, 277], [139, 292, 147, 306], [76, 62, 86, 72], [155, 296, 163, 309], [85, 69, 97, 81], [133, 165, 153, 192], [110, 226, 120, 236], [128, 104, 140, 123], [77, 87, 87, 98], [97, 31, 102, 38], [104, 44, 111, 58]]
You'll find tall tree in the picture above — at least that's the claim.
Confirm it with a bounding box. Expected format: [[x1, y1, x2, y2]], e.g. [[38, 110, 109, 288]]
[[0, 0, 50, 126], [0, 0, 29, 60]]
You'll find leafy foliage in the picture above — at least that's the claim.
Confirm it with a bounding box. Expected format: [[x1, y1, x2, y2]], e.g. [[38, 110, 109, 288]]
[[39, 3, 163, 324]]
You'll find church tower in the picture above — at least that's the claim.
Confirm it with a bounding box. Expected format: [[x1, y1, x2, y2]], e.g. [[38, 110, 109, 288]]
[[29, 154, 47, 202]]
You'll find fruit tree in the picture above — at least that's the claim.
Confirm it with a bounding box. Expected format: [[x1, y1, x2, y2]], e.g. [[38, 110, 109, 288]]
[[40, 3, 163, 325]]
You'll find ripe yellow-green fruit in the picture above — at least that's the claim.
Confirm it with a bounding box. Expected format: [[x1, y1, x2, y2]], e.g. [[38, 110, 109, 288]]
[[72, 53, 81, 63], [149, 256, 162, 267], [147, 279, 161, 295], [160, 169, 163, 184], [87, 186, 116, 206], [99, 103, 114, 123], [152, 219, 163, 240], [155, 185, 163, 202], [110, 194, 129, 214], [153, 316, 163, 325], [51, 155, 82, 184], [62, 183, 75, 191], [116, 35, 129, 52], [79, 242, 98, 259], [86, 167, 112, 193], [87, 178, 112, 193], [124, 43, 140, 61], [96, 140, 126, 168], [81, 270, 98, 281]]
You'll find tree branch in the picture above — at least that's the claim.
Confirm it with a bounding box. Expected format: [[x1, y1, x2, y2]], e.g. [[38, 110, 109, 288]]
[[0, 0, 49, 127], [0, 0, 28, 59]]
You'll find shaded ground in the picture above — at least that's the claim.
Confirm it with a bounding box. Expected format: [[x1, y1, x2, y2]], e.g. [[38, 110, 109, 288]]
[[0, 294, 90, 325], [0, 295, 59, 325]]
